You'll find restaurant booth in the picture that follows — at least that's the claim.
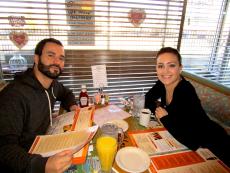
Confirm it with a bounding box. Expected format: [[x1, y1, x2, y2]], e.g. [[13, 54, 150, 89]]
[[0, 0, 230, 172]]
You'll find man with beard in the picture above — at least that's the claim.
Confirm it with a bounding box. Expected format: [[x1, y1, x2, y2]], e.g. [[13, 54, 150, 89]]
[[0, 38, 78, 173]]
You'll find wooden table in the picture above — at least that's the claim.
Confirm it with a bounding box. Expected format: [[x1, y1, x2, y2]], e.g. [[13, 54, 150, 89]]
[[91, 116, 151, 173], [91, 116, 230, 173], [66, 110, 230, 173], [114, 116, 150, 173]]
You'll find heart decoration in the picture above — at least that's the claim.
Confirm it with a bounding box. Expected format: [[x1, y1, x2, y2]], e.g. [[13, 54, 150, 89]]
[[128, 8, 146, 27], [9, 31, 28, 49]]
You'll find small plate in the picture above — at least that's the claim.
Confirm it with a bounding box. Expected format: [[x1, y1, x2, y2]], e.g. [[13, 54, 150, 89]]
[[115, 147, 150, 173], [106, 119, 129, 132]]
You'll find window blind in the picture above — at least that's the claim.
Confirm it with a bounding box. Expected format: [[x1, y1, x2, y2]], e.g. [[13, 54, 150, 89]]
[[181, 0, 230, 87], [0, 0, 185, 108]]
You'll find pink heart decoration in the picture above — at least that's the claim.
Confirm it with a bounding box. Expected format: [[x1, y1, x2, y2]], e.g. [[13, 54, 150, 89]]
[[128, 8, 146, 27], [9, 31, 28, 49]]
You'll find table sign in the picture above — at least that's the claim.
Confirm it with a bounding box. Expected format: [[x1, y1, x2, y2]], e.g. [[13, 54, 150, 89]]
[[91, 64, 108, 88]]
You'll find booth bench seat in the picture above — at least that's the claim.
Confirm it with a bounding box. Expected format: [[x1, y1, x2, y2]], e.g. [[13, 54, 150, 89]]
[[182, 71, 230, 135]]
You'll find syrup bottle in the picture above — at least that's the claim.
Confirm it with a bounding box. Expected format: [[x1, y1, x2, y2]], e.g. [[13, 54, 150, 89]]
[[79, 84, 89, 108], [94, 88, 101, 105]]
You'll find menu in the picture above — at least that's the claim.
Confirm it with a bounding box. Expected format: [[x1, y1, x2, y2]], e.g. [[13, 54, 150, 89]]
[[128, 128, 230, 173], [46, 111, 75, 135], [149, 150, 230, 173], [30, 107, 95, 164], [29, 125, 98, 157], [93, 105, 131, 126], [128, 128, 187, 156]]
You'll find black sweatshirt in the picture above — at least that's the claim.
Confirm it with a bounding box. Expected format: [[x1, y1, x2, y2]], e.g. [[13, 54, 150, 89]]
[[145, 77, 230, 167], [0, 68, 76, 173]]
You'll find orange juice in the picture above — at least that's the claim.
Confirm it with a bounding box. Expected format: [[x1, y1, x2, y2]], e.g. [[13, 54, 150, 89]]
[[96, 136, 117, 172]]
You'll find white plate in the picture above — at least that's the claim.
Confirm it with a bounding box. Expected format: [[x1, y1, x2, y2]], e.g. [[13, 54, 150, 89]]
[[106, 119, 129, 132], [115, 147, 150, 173]]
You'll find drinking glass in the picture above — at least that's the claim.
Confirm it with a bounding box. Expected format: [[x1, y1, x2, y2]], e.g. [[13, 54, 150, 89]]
[[88, 96, 94, 107], [132, 95, 145, 117], [96, 123, 124, 173]]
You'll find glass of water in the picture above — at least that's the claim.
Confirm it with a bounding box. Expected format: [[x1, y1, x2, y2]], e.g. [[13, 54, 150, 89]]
[[132, 95, 145, 117]]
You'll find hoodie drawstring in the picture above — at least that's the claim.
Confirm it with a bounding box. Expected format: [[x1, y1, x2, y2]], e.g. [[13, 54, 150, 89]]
[[45, 90, 53, 126], [52, 87, 56, 99]]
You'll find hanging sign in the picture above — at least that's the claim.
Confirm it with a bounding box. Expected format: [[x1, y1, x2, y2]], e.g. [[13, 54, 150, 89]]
[[9, 31, 28, 49], [128, 8, 146, 27], [65, 0, 95, 46], [8, 16, 26, 27]]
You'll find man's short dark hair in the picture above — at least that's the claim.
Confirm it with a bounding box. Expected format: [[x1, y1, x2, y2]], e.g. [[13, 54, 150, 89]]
[[156, 47, 182, 65], [34, 38, 63, 56]]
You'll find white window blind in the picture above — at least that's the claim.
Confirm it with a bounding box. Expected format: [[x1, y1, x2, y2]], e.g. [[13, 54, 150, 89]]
[[181, 0, 230, 87], [0, 0, 185, 107]]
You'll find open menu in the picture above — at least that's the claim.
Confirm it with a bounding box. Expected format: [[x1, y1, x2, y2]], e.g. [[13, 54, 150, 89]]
[[29, 125, 98, 157], [128, 128, 187, 156], [149, 150, 230, 173], [29, 107, 95, 164], [46, 111, 76, 135], [128, 128, 230, 173], [71, 107, 95, 164]]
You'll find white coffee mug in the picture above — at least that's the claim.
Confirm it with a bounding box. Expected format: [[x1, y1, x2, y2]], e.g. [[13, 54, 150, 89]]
[[139, 109, 151, 127]]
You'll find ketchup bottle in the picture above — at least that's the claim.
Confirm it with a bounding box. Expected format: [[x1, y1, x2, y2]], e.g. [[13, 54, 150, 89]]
[[79, 84, 89, 108]]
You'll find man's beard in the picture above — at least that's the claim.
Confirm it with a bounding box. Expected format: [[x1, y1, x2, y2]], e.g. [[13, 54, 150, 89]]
[[37, 59, 63, 79]]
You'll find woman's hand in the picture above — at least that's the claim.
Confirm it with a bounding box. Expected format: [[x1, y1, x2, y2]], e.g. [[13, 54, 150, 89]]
[[155, 106, 168, 119], [45, 150, 74, 173]]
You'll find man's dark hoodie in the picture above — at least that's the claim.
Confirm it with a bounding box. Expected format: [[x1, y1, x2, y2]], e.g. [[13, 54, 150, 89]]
[[0, 68, 76, 173]]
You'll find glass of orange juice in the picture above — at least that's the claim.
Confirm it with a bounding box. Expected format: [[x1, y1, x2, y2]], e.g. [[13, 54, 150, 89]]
[[96, 135, 117, 173], [96, 123, 123, 173]]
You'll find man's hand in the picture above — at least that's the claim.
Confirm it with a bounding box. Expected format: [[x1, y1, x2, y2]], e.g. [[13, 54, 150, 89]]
[[45, 150, 73, 173], [69, 105, 78, 111]]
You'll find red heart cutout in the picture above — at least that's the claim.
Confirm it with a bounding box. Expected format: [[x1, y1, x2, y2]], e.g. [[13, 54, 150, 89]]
[[128, 9, 146, 27], [9, 31, 28, 49]]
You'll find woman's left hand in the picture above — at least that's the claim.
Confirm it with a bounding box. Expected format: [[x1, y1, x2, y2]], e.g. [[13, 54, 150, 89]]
[[155, 106, 168, 119]]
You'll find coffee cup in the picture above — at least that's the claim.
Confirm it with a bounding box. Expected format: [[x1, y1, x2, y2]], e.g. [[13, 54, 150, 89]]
[[139, 109, 151, 127]]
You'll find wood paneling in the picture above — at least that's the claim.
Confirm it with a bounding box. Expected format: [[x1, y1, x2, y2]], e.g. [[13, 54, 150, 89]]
[[63, 50, 157, 104]]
